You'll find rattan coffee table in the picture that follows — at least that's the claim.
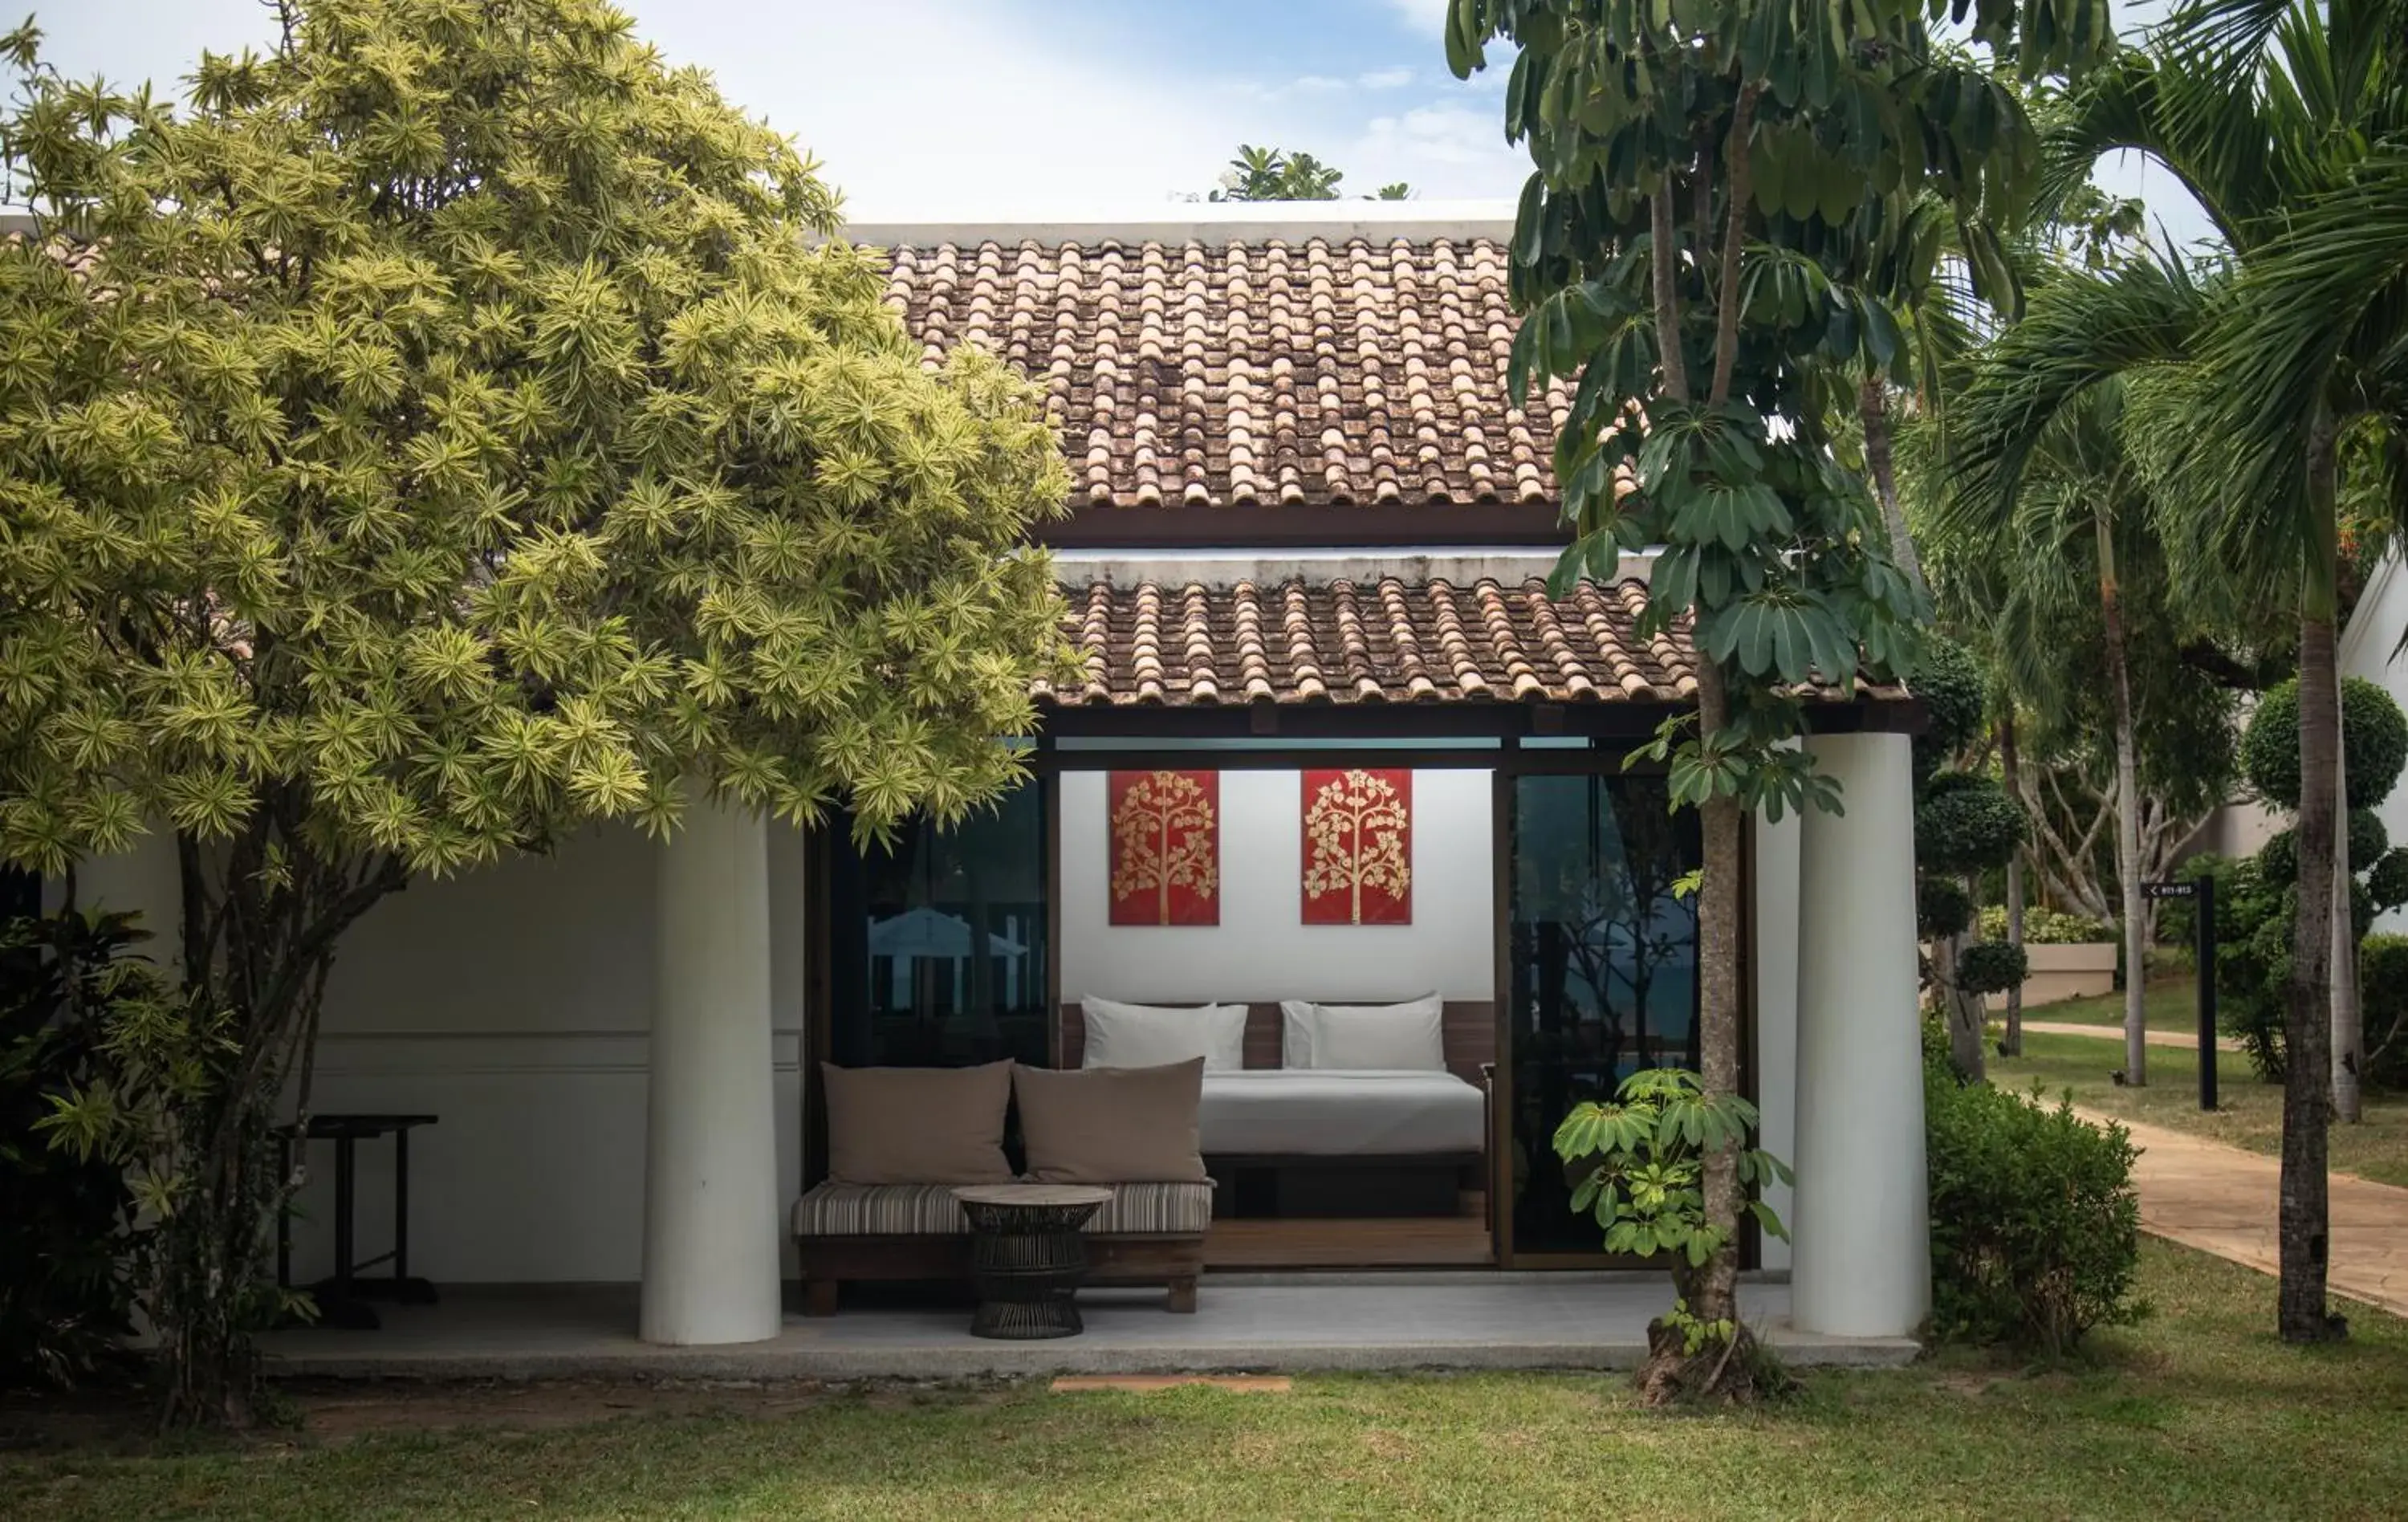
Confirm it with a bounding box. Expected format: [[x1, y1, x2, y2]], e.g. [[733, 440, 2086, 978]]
[[951, 1184, 1115, 1339]]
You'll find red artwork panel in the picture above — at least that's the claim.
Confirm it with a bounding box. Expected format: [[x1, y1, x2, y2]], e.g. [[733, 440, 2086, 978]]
[[1108, 770, 1220, 926], [1301, 768, 1413, 926]]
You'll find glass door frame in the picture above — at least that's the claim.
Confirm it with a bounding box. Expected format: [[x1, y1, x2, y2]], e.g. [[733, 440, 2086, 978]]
[[1490, 749, 1758, 1270]]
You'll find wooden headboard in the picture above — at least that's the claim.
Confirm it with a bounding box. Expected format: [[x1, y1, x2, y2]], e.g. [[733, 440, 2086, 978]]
[[1058, 1001, 1495, 1088]]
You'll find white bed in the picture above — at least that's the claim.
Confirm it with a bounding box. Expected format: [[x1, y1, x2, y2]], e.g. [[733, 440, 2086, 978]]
[[1198, 1069, 1487, 1158]]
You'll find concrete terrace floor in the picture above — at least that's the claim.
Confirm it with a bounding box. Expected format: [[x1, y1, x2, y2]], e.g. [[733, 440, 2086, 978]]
[[256, 1275, 1918, 1381]]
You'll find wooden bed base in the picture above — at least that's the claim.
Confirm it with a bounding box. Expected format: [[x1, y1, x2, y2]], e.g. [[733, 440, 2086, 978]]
[[795, 1234, 1205, 1317]]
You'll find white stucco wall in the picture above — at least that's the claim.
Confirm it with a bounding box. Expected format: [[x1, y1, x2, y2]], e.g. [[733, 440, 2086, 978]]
[[286, 822, 809, 1286], [1059, 768, 1495, 1003], [2345, 550, 2408, 932], [1751, 806, 1802, 1274]]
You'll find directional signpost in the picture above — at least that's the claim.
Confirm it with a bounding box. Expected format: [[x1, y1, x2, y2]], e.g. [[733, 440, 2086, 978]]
[[2141, 877, 2218, 1110]]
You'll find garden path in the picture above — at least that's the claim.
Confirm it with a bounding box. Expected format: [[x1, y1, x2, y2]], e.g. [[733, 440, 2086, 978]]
[[2082, 1108, 2408, 1321], [2022, 1019, 2245, 1051]]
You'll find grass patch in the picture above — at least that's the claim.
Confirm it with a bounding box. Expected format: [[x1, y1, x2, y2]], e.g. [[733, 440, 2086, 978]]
[[6, 1243, 2406, 1520], [1991, 1032, 2408, 1187], [2018, 977, 2201, 1031]]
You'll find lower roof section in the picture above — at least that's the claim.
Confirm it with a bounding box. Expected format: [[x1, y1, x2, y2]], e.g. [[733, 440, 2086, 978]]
[[1037, 576, 1917, 736]]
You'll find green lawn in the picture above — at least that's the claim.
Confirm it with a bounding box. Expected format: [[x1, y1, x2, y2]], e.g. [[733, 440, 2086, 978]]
[[7, 1243, 2407, 1520], [2018, 975, 2201, 1030], [1991, 1032, 2408, 1187]]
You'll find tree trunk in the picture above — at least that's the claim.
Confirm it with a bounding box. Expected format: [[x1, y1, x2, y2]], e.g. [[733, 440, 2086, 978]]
[[2333, 729, 2362, 1123], [1941, 926, 1987, 1080], [2096, 511, 2147, 1086], [1691, 660, 1743, 1332], [2284, 609, 2341, 1341], [1859, 374, 1926, 597], [2001, 713, 2027, 1057]]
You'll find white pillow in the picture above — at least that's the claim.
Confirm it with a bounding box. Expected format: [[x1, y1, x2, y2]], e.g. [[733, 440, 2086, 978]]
[[1080, 997, 1248, 1072], [1279, 995, 1446, 1072]]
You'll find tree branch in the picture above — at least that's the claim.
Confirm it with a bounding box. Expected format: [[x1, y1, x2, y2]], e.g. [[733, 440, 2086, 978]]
[[1649, 180, 1690, 402], [1706, 82, 1760, 409]]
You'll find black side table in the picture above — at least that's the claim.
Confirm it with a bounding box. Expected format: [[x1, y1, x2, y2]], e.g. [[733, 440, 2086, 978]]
[[951, 1184, 1114, 1339], [276, 1113, 439, 1330]]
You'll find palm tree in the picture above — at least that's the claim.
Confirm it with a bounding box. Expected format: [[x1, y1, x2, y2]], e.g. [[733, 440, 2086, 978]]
[[1948, 0, 2408, 1341]]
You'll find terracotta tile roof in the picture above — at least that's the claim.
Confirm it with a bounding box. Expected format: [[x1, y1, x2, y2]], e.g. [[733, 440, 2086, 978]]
[[1042, 577, 1702, 707], [879, 238, 1572, 515]]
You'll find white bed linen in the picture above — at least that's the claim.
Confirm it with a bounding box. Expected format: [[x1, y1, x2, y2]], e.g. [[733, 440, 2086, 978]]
[[1198, 1069, 1486, 1157]]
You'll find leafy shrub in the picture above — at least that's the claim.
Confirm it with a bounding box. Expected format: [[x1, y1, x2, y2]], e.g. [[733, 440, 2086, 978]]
[[2356, 935, 2408, 1090], [1925, 1057, 2146, 1353], [1977, 904, 2115, 944], [2371, 848, 2408, 915], [2242, 676, 2408, 812], [1920, 877, 1975, 940], [1917, 771, 2026, 876], [1955, 940, 2030, 996], [1914, 637, 1988, 765], [1, 911, 161, 1390]]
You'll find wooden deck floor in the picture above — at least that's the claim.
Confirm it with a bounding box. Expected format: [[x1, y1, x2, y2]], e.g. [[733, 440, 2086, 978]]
[[1204, 1205, 1493, 1269]]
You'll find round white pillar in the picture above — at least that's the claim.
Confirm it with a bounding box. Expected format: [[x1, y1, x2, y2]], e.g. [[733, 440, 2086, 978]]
[[641, 788, 783, 1345], [1791, 730, 1930, 1338]]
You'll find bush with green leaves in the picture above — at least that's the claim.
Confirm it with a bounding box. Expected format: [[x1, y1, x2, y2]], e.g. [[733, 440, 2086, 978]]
[[2242, 677, 2408, 812], [1954, 939, 2032, 997], [1978, 904, 2114, 944], [2359, 934, 2408, 1090], [1924, 1055, 2146, 1353], [1553, 1068, 1791, 1303]]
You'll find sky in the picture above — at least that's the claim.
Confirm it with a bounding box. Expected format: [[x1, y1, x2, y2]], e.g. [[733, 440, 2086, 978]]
[[28, 0, 2209, 242]]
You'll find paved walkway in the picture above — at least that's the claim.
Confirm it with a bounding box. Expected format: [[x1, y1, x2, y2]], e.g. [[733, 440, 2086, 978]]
[[2024, 1019, 2244, 1052], [2080, 1109, 2408, 1320]]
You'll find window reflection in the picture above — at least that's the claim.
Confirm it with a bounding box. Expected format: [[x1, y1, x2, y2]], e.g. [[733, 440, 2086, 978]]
[[828, 783, 1048, 1069], [1508, 773, 1702, 1255]]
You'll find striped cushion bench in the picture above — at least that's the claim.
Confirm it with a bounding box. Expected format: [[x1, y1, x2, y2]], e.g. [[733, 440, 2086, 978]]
[[791, 1180, 1214, 1238]]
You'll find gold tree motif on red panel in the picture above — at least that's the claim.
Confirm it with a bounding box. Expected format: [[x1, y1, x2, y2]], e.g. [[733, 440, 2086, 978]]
[[1302, 768, 1413, 925], [1108, 770, 1219, 926]]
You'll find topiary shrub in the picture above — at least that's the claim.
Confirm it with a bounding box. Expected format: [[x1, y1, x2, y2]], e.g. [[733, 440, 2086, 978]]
[[1955, 940, 2031, 997], [1914, 637, 1988, 770], [1924, 1056, 2147, 1353], [2242, 676, 2408, 811], [1919, 877, 1975, 941], [2350, 808, 2390, 870], [2369, 848, 2408, 914], [1917, 771, 2027, 877]]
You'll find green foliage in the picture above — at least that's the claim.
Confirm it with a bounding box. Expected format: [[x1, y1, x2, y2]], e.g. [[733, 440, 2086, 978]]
[[2242, 678, 2408, 814], [2351, 809, 2390, 872], [1979, 902, 2113, 944], [1925, 1052, 2146, 1353], [1955, 939, 2032, 997], [1920, 877, 1975, 941], [1915, 771, 2027, 876], [1914, 635, 1989, 763], [1207, 144, 1408, 201], [1554, 1068, 1792, 1287], [2359, 934, 2408, 1090], [1, 910, 149, 1390], [0, 0, 1073, 1424], [2369, 848, 2408, 914]]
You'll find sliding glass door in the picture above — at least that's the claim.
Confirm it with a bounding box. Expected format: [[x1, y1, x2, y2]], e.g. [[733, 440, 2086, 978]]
[[1500, 770, 1702, 1260]]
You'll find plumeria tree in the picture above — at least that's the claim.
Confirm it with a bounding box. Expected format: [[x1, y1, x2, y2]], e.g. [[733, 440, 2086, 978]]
[[0, 0, 1069, 1424], [1447, 0, 2113, 1395]]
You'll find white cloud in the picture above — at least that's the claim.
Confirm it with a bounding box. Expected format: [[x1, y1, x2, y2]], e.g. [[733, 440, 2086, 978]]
[[1383, 0, 1453, 35], [1291, 74, 1351, 92], [1357, 66, 1417, 89], [1348, 104, 1524, 193]]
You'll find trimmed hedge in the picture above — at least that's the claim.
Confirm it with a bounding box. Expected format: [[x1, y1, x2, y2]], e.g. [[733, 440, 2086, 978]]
[[1977, 904, 2114, 945], [1925, 1056, 2146, 1353]]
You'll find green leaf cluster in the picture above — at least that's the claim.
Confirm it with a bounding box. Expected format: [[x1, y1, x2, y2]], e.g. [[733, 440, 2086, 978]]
[[2241, 677, 2408, 816], [1553, 1067, 1793, 1268]]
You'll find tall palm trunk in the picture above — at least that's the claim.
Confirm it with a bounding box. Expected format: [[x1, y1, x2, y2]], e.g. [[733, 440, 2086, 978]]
[[2095, 511, 2146, 1085], [2281, 403, 2342, 1342], [1860, 375, 1926, 596], [2333, 733, 2362, 1124], [2001, 712, 2027, 1057], [1692, 659, 1743, 1327]]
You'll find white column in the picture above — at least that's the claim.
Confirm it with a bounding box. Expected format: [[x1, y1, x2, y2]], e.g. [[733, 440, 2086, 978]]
[[1791, 730, 1930, 1337], [74, 828, 184, 975], [1751, 803, 1802, 1273], [641, 787, 783, 1345]]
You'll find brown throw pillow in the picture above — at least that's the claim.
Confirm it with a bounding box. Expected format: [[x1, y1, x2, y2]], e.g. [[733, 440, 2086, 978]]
[[821, 1061, 1016, 1186], [1014, 1058, 1208, 1185]]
